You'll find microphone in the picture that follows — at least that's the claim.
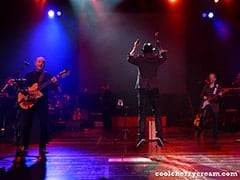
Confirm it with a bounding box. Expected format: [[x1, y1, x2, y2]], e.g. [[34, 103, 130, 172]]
[[24, 61, 30, 66], [1, 83, 9, 93]]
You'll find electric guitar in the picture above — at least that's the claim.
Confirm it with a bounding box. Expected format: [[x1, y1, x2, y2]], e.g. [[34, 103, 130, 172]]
[[193, 113, 201, 127], [195, 87, 240, 127], [200, 86, 234, 109], [18, 69, 70, 110]]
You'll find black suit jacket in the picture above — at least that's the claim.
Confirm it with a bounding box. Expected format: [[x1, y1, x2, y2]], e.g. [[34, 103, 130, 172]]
[[128, 53, 167, 89]]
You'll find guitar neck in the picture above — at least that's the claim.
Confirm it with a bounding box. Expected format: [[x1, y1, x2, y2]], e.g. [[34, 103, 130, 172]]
[[38, 75, 59, 91], [37, 69, 69, 91]]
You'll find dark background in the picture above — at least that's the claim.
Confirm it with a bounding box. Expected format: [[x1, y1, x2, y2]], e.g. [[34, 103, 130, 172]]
[[0, 0, 240, 122]]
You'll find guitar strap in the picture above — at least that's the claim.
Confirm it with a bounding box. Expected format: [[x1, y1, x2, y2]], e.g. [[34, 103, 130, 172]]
[[38, 71, 45, 85], [213, 84, 219, 95]]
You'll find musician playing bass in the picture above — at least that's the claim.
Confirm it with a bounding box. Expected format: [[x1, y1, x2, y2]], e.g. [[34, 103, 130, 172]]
[[197, 73, 223, 139], [17, 56, 58, 161]]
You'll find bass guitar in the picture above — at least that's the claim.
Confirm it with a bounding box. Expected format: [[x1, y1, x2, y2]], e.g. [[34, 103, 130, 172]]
[[18, 69, 70, 110]]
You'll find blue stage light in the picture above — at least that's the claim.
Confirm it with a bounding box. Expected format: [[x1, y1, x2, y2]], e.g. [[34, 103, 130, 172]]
[[56, 11, 62, 16]]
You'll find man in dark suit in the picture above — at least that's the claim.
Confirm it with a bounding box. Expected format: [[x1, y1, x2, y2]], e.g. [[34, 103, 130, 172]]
[[128, 38, 167, 148], [17, 56, 58, 161]]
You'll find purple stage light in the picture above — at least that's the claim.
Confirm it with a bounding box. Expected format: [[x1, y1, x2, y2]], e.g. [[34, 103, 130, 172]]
[[202, 12, 207, 18], [56, 11, 62, 16]]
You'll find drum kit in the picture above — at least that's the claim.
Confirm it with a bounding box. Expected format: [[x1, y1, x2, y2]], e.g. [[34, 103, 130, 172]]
[[48, 94, 72, 120]]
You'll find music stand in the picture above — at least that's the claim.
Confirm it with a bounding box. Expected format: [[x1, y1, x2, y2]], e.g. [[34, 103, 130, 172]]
[[116, 98, 130, 140], [112, 98, 130, 154]]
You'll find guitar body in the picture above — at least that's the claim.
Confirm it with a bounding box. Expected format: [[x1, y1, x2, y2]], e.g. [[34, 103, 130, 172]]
[[200, 84, 221, 110], [18, 92, 35, 110], [193, 113, 201, 127], [18, 83, 43, 110], [201, 87, 227, 110]]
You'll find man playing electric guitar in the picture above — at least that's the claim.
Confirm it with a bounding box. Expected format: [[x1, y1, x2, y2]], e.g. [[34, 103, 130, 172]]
[[197, 73, 223, 139], [16, 56, 58, 161]]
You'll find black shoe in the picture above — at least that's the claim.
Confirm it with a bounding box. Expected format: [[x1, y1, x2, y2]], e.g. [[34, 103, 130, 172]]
[[15, 146, 28, 163], [16, 146, 28, 156], [38, 154, 47, 162], [39, 148, 48, 155], [136, 138, 146, 149], [14, 155, 25, 163], [156, 137, 164, 147]]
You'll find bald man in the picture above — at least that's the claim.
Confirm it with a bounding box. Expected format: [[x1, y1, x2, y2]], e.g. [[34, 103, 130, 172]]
[[128, 39, 167, 148], [17, 57, 58, 161]]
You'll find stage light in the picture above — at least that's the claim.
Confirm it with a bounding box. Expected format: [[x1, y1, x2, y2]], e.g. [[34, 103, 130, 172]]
[[56, 11, 62, 16], [168, 0, 176, 3], [208, 12, 214, 19], [48, 10, 55, 18], [34, 0, 47, 7], [202, 12, 208, 18], [214, 0, 219, 3], [202, 11, 215, 19]]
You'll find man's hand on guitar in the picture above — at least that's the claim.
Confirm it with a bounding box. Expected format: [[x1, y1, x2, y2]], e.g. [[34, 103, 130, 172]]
[[218, 92, 223, 97], [51, 77, 58, 84], [203, 96, 208, 100]]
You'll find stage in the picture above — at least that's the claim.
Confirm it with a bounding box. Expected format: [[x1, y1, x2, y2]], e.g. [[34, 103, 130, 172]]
[[0, 127, 239, 180], [1, 0, 240, 179]]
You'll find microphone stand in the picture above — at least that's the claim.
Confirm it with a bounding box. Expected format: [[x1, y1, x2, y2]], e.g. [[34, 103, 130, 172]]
[[0, 62, 29, 152]]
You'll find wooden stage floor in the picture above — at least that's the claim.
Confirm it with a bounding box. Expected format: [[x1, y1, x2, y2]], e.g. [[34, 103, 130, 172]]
[[0, 127, 240, 180]]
